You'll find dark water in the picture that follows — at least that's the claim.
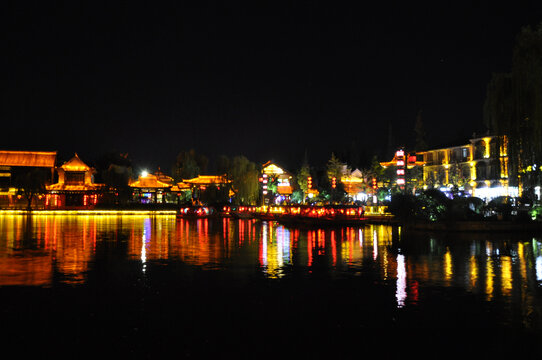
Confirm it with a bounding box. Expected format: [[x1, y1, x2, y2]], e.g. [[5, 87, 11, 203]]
[[1, 214, 541, 358]]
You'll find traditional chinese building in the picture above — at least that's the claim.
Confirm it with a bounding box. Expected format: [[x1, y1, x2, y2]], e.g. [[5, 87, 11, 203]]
[[341, 168, 367, 202], [261, 161, 293, 204], [129, 171, 173, 204], [0, 150, 57, 209], [46, 153, 106, 209], [380, 149, 426, 191], [179, 175, 233, 204]]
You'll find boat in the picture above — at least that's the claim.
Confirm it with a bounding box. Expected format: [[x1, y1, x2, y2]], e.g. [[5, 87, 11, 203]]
[[229, 206, 257, 219], [177, 206, 218, 218], [272, 205, 366, 227]]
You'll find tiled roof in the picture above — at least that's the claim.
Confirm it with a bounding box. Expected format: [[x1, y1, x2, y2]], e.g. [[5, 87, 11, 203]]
[[130, 174, 172, 188], [61, 154, 91, 172], [0, 151, 56, 168], [182, 175, 230, 185]]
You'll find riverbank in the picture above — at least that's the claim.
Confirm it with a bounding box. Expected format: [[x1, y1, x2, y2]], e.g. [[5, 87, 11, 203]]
[[0, 209, 177, 215], [399, 218, 542, 232]]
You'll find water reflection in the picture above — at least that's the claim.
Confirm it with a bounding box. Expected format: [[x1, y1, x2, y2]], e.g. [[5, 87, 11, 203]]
[[0, 215, 541, 320]]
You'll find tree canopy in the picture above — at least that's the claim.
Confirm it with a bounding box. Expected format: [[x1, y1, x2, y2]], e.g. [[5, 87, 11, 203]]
[[484, 23, 542, 187]]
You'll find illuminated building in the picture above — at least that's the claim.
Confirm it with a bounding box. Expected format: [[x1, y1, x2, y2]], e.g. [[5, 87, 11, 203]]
[[178, 175, 233, 204], [180, 175, 231, 188], [379, 135, 513, 199], [380, 150, 426, 192], [380, 150, 426, 169], [46, 153, 105, 209], [0, 150, 57, 209], [129, 171, 174, 204], [419, 135, 513, 199], [261, 161, 293, 204], [341, 168, 367, 202]]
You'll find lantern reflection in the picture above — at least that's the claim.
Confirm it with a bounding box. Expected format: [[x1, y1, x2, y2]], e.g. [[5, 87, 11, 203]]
[[0, 214, 539, 318]]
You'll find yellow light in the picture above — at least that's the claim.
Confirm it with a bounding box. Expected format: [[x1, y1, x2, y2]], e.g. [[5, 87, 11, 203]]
[[444, 249, 453, 281], [483, 137, 492, 158], [470, 162, 476, 180], [501, 256, 512, 295], [0, 210, 177, 216]]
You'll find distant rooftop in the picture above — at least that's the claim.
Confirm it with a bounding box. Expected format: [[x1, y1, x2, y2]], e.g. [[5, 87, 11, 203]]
[[0, 150, 57, 168]]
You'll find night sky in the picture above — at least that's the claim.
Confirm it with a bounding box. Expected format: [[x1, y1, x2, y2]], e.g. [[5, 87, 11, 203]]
[[3, 1, 541, 174]]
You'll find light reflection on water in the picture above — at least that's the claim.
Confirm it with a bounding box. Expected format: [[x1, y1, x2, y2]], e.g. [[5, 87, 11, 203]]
[[1, 214, 542, 319]]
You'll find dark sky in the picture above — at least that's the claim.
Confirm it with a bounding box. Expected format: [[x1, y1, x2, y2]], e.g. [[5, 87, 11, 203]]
[[3, 1, 541, 173]]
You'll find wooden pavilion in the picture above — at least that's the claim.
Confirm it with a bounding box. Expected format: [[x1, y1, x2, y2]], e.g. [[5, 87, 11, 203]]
[[46, 153, 106, 209], [0, 150, 57, 209], [129, 172, 173, 204]]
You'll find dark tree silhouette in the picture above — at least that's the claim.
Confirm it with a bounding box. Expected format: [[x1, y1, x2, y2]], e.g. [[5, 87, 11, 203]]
[[484, 23, 542, 188]]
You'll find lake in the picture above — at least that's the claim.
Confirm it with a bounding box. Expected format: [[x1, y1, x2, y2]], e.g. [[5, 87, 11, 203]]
[[1, 214, 541, 358]]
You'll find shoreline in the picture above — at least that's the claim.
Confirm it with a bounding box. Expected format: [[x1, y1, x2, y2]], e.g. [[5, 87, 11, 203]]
[[398, 218, 542, 232], [0, 209, 177, 215], [2, 209, 540, 233]]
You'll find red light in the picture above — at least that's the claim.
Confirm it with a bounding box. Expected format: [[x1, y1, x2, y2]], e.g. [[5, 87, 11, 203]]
[[397, 169, 405, 175], [397, 160, 405, 166], [396, 150, 404, 157]]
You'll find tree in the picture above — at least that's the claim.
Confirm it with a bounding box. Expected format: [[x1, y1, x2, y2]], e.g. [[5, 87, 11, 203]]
[[12, 167, 49, 210], [414, 109, 428, 151], [228, 156, 259, 205], [297, 163, 311, 202], [326, 153, 346, 183], [326, 153, 348, 203], [199, 184, 230, 205], [95, 152, 133, 204], [217, 155, 230, 175], [484, 23, 542, 189], [406, 165, 424, 194], [173, 149, 202, 181], [449, 161, 467, 193]]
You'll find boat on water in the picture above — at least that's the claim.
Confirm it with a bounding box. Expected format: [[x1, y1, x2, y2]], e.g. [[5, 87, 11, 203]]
[[177, 206, 219, 218], [176, 204, 369, 225], [272, 205, 366, 226], [177, 205, 259, 219], [229, 206, 258, 219]]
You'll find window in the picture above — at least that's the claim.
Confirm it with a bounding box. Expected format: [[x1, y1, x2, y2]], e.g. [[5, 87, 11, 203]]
[[65, 172, 85, 185]]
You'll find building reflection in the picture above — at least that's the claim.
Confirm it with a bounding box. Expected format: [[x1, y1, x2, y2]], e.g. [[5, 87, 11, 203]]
[[0, 214, 541, 321], [259, 221, 293, 278], [0, 215, 97, 285]]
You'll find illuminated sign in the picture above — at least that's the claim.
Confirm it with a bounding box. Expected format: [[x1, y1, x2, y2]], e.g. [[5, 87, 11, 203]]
[[396, 148, 406, 189]]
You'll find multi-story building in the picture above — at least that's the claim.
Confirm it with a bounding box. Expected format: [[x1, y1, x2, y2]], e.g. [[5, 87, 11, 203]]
[[46, 153, 106, 209], [420, 135, 515, 199]]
